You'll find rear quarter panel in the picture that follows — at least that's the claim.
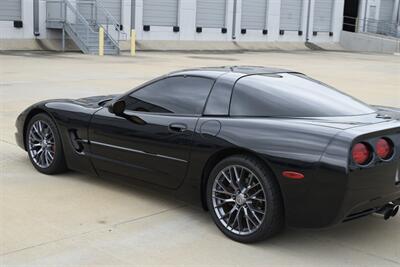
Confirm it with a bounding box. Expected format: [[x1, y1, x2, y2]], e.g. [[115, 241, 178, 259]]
[[183, 117, 342, 227]]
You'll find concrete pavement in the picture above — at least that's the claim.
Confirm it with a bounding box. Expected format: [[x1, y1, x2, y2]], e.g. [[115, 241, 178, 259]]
[[0, 50, 399, 266]]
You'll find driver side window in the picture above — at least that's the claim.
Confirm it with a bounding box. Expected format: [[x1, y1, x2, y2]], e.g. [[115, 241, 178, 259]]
[[125, 76, 214, 115]]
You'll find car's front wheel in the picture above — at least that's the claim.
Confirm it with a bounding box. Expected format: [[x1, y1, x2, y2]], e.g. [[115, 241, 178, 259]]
[[207, 155, 284, 243], [26, 113, 67, 174]]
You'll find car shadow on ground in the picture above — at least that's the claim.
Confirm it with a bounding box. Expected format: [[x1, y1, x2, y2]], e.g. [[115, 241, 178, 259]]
[[49, 161, 399, 241], [11, 152, 399, 259]]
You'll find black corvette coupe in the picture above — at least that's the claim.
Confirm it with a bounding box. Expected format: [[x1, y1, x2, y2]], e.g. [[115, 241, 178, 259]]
[[16, 66, 400, 243]]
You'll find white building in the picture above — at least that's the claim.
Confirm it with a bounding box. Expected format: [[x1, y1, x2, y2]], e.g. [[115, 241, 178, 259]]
[[356, 0, 400, 37], [0, 0, 346, 53]]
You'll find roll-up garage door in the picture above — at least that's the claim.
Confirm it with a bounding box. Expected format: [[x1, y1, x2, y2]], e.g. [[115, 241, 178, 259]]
[[378, 0, 395, 34], [313, 0, 334, 32], [280, 0, 303, 31], [143, 0, 178, 26], [78, 0, 122, 24], [379, 0, 394, 21], [196, 0, 226, 28], [241, 0, 268, 30], [0, 0, 21, 21]]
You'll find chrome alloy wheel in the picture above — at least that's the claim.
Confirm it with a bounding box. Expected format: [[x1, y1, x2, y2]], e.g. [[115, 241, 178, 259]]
[[28, 120, 56, 168], [212, 165, 267, 235]]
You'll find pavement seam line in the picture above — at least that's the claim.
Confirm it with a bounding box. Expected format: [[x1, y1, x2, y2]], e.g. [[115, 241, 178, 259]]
[[305, 232, 400, 265], [0, 139, 17, 147], [0, 204, 187, 257]]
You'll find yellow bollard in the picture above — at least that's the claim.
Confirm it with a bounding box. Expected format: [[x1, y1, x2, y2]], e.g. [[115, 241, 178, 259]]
[[99, 27, 104, 56], [131, 29, 136, 56]]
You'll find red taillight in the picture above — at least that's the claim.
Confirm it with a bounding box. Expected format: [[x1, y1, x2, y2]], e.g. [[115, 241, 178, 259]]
[[376, 138, 393, 160], [352, 142, 371, 165]]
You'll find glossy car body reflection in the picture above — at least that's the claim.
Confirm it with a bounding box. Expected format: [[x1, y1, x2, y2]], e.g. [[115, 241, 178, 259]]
[[15, 66, 400, 228]]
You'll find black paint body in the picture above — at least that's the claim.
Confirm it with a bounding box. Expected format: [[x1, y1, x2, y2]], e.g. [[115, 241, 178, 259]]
[[15, 67, 400, 228]]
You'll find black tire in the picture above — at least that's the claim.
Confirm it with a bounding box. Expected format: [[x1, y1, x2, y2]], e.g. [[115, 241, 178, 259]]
[[26, 113, 67, 174], [206, 154, 284, 243]]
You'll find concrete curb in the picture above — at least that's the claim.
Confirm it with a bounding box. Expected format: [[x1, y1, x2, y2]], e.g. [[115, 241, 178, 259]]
[[1, 38, 345, 53]]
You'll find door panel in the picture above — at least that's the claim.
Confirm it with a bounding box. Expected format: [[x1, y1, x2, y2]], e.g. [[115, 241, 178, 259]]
[[89, 108, 198, 189]]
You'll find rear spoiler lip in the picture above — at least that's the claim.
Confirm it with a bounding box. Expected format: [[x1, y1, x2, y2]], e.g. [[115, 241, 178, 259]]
[[343, 120, 400, 138], [372, 105, 400, 112]]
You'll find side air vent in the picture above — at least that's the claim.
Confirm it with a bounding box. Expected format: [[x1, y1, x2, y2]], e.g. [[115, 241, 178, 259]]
[[69, 130, 84, 153]]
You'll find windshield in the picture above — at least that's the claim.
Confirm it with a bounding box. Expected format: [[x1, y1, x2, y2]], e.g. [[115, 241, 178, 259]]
[[230, 73, 376, 117]]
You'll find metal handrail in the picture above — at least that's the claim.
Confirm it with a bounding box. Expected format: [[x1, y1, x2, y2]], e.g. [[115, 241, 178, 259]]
[[96, 0, 128, 41], [76, 0, 127, 40], [74, 0, 124, 52], [343, 16, 399, 38], [64, 0, 97, 34], [93, 1, 121, 51], [46, 0, 121, 54]]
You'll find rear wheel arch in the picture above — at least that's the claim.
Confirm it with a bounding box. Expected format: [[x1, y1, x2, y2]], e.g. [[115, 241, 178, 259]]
[[200, 148, 283, 211]]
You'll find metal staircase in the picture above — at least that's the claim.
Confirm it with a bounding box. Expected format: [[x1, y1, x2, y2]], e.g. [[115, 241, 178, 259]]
[[46, 0, 127, 55]]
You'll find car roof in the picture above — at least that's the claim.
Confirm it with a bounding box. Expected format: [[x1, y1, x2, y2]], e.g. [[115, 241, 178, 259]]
[[168, 66, 296, 79]]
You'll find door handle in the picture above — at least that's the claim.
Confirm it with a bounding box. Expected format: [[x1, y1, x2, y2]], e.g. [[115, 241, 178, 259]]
[[169, 123, 187, 132]]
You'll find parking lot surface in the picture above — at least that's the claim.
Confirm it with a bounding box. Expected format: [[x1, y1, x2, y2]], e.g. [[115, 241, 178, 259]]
[[1, 50, 399, 266]]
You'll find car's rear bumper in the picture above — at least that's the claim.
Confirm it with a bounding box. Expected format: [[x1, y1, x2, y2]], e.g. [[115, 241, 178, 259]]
[[342, 192, 400, 223], [284, 138, 400, 229]]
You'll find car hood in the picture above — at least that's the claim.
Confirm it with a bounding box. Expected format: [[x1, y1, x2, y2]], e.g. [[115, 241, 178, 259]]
[[287, 106, 400, 130], [73, 94, 119, 108]]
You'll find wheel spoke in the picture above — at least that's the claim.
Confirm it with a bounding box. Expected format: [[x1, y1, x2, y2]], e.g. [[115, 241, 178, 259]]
[[38, 121, 43, 133], [244, 207, 251, 231], [250, 197, 266, 203], [245, 181, 260, 193], [213, 189, 233, 196], [236, 207, 243, 233], [29, 132, 41, 142], [31, 143, 42, 148], [45, 150, 53, 162], [248, 188, 263, 199], [246, 213, 257, 228], [233, 166, 240, 184], [216, 180, 231, 194], [231, 208, 240, 230], [213, 197, 235, 208], [39, 150, 45, 165], [32, 124, 41, 137], [249, 208, 262, 224], [34, 148, 43, 157], [248, 205, 265, 215], [48, 150, 55, 159], [221, 170, 238, 191]]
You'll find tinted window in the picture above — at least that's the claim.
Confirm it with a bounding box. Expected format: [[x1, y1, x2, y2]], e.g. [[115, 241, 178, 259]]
[[230, 73, 375, 117], [125, 76, 214, 115]]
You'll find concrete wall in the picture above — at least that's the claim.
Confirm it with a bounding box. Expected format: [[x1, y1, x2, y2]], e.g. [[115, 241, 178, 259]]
[[340, 30, 400, 54]]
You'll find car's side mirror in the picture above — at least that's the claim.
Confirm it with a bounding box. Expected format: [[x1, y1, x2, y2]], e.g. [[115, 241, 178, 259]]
[[109, 100, 126, 116]]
